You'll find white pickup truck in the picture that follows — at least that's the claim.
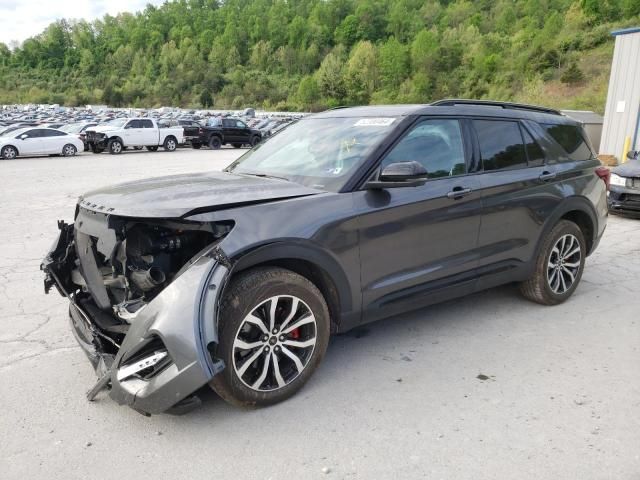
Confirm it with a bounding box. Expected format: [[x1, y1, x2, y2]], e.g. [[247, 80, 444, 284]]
[[85, 118, 184, 154]]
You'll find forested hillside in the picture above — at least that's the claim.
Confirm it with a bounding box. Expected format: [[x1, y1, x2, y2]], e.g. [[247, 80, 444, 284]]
[[0, 0, 639, 112]]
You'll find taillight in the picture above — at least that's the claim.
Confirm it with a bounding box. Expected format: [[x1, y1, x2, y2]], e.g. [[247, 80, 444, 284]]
[[595, 166, 610, 190]]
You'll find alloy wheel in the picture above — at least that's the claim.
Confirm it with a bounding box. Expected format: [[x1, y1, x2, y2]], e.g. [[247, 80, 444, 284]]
[[63, 145, 76, 156], [111, 142, 122, 153], [232, 295, 317, 392], [547, 233, 581, 294], [166, 139, 176, 151], [2, 146, 17, 159]]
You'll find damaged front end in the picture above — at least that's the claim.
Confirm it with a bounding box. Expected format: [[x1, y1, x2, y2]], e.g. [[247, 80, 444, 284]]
[[41, 206, 232, 415]]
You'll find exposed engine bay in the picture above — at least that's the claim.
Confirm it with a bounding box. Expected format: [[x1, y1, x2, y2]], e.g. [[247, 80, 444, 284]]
[[44, 206, 233, 357]]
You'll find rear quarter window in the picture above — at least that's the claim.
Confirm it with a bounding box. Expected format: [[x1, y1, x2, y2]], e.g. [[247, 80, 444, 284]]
[[541, 123, 594, 161]]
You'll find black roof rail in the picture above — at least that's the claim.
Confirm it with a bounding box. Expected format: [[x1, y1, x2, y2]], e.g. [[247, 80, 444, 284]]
[[430, 99, 562, 116]]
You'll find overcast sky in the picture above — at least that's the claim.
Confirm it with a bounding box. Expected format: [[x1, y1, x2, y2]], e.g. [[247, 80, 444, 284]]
[[0, 0, 166, 45]]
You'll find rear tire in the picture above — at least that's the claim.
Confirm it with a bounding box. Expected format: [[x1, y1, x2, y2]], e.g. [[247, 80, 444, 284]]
[[209, 136, 222, 149], [519, 220, 586, 305], [163, 136, 177, 151], [1, 145, 18, 159], [210, 267, 330, 408], [107, 139, 123, 155]]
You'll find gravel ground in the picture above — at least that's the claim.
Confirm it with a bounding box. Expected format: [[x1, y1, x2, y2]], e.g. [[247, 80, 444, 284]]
[[1, 149, 639, 480]]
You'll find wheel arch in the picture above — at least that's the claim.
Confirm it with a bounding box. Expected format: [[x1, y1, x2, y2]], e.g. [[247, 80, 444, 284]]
[[108, 135, 124, 145], [1, 144, 19, 156], [228, 242, 354, 333], [539, 196, 599, 256]]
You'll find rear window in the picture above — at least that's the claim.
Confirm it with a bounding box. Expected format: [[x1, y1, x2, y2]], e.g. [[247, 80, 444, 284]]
[[474, 120, 527, 171], [541, 123, 593, 161]]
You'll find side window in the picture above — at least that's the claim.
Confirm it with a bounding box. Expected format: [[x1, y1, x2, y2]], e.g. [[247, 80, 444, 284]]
[[22, 129, 38, 138], [236, 120, 247, 128], [141, 119, 154, 128], [474, 120, 527, 171], [222, 119, 234, 128], [381, 119, 466, 178], [541, 123, 593, 161], [522, 127, 545, 166], [125, 120, 139, 129]]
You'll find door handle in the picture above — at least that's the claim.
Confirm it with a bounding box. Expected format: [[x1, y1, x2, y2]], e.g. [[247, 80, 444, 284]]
[[539, 171, 556, 181], [447, 187, 472, 199]]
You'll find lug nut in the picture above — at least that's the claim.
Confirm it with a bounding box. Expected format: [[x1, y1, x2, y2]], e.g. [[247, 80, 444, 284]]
[[264, 346, 270, 352], [273, 329, 279, 334], [279, 335, 285, 341]]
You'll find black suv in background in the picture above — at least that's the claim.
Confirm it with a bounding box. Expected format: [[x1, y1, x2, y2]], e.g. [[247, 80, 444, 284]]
[[194, 117, 262, 149], [43, 100, 608, 414]]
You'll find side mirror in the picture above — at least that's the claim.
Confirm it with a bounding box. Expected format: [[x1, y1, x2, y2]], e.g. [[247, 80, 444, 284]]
[[627, 150, 638, 160], [365, 161, 428, 189]]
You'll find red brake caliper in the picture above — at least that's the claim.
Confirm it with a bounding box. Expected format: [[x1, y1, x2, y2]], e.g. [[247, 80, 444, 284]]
[[289, 328, 301, 339]]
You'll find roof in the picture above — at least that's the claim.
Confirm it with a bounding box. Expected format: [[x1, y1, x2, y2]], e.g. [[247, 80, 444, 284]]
[[560, 110, 603, 125], [310, 100, 574, 124], [611, 27, 640, 36]]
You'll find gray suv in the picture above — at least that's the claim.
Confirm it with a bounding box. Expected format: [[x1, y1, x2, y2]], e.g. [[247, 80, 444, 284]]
[[42, 99, 608, 414]]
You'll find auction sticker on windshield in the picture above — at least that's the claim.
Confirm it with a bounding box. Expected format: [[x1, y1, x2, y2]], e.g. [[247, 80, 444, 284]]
[[354, 118, 395, 127]]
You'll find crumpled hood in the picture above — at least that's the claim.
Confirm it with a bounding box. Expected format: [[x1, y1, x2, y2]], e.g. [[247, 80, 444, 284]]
[[612, 160, 640, 178], [78, 171, 324, 218]]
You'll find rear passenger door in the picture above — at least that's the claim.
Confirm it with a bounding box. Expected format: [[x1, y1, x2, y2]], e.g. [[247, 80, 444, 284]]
[[472, 118, 558, 283], [139, 119, 157, 145]]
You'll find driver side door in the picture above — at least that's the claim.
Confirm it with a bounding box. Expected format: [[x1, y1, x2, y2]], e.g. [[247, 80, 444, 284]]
[[354, 117, 483, 323], [17, 129, 44, 155], [123, 120, 143, 145]]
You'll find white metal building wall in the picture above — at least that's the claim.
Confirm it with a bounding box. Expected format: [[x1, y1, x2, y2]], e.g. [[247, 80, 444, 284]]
[[600, 28, 640, 158]]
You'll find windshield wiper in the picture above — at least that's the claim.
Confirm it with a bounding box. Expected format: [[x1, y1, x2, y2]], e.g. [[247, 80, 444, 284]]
[[238, 171, 290, 182]]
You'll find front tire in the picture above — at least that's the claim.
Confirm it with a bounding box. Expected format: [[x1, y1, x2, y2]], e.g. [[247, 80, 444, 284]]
[[250, 136, 260, 147], [520, 220, 586, 305], [1, 145, 17, 159], [210, 267, 330, 408], [62, 144, 77, 157], [107, 139, 123, 155], [146, 146, 158, 152], [163, 136, 177, 151]]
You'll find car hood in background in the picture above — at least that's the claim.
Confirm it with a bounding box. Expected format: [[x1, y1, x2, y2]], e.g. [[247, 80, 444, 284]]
[[78, 171, 325, 218], [86, 125, 121, 134], [612, 160, 640, 178]]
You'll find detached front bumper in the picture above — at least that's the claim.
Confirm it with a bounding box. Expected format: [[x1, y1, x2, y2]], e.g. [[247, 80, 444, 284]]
[[608, 185, 640, 215], [42, 223, 229, 415]]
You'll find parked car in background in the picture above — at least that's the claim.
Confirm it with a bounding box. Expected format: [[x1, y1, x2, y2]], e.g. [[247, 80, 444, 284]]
[[158, 118, 202, 147], [42, 100, 607, 414], [196, 117, 262, 149], [59, 122, 98, 151], [85, 118, 184, 154], [0, 127, 84, 159], [608, 150, 640, 215]]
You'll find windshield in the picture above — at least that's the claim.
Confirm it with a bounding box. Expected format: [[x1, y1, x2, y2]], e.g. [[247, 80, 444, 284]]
[[226, 116, 398, 192], [102, 118, 128, 127], [60, 123, 82, 133]]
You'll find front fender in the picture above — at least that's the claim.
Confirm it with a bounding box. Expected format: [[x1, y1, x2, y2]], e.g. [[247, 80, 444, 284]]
[[107, 247, 230, 414]]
